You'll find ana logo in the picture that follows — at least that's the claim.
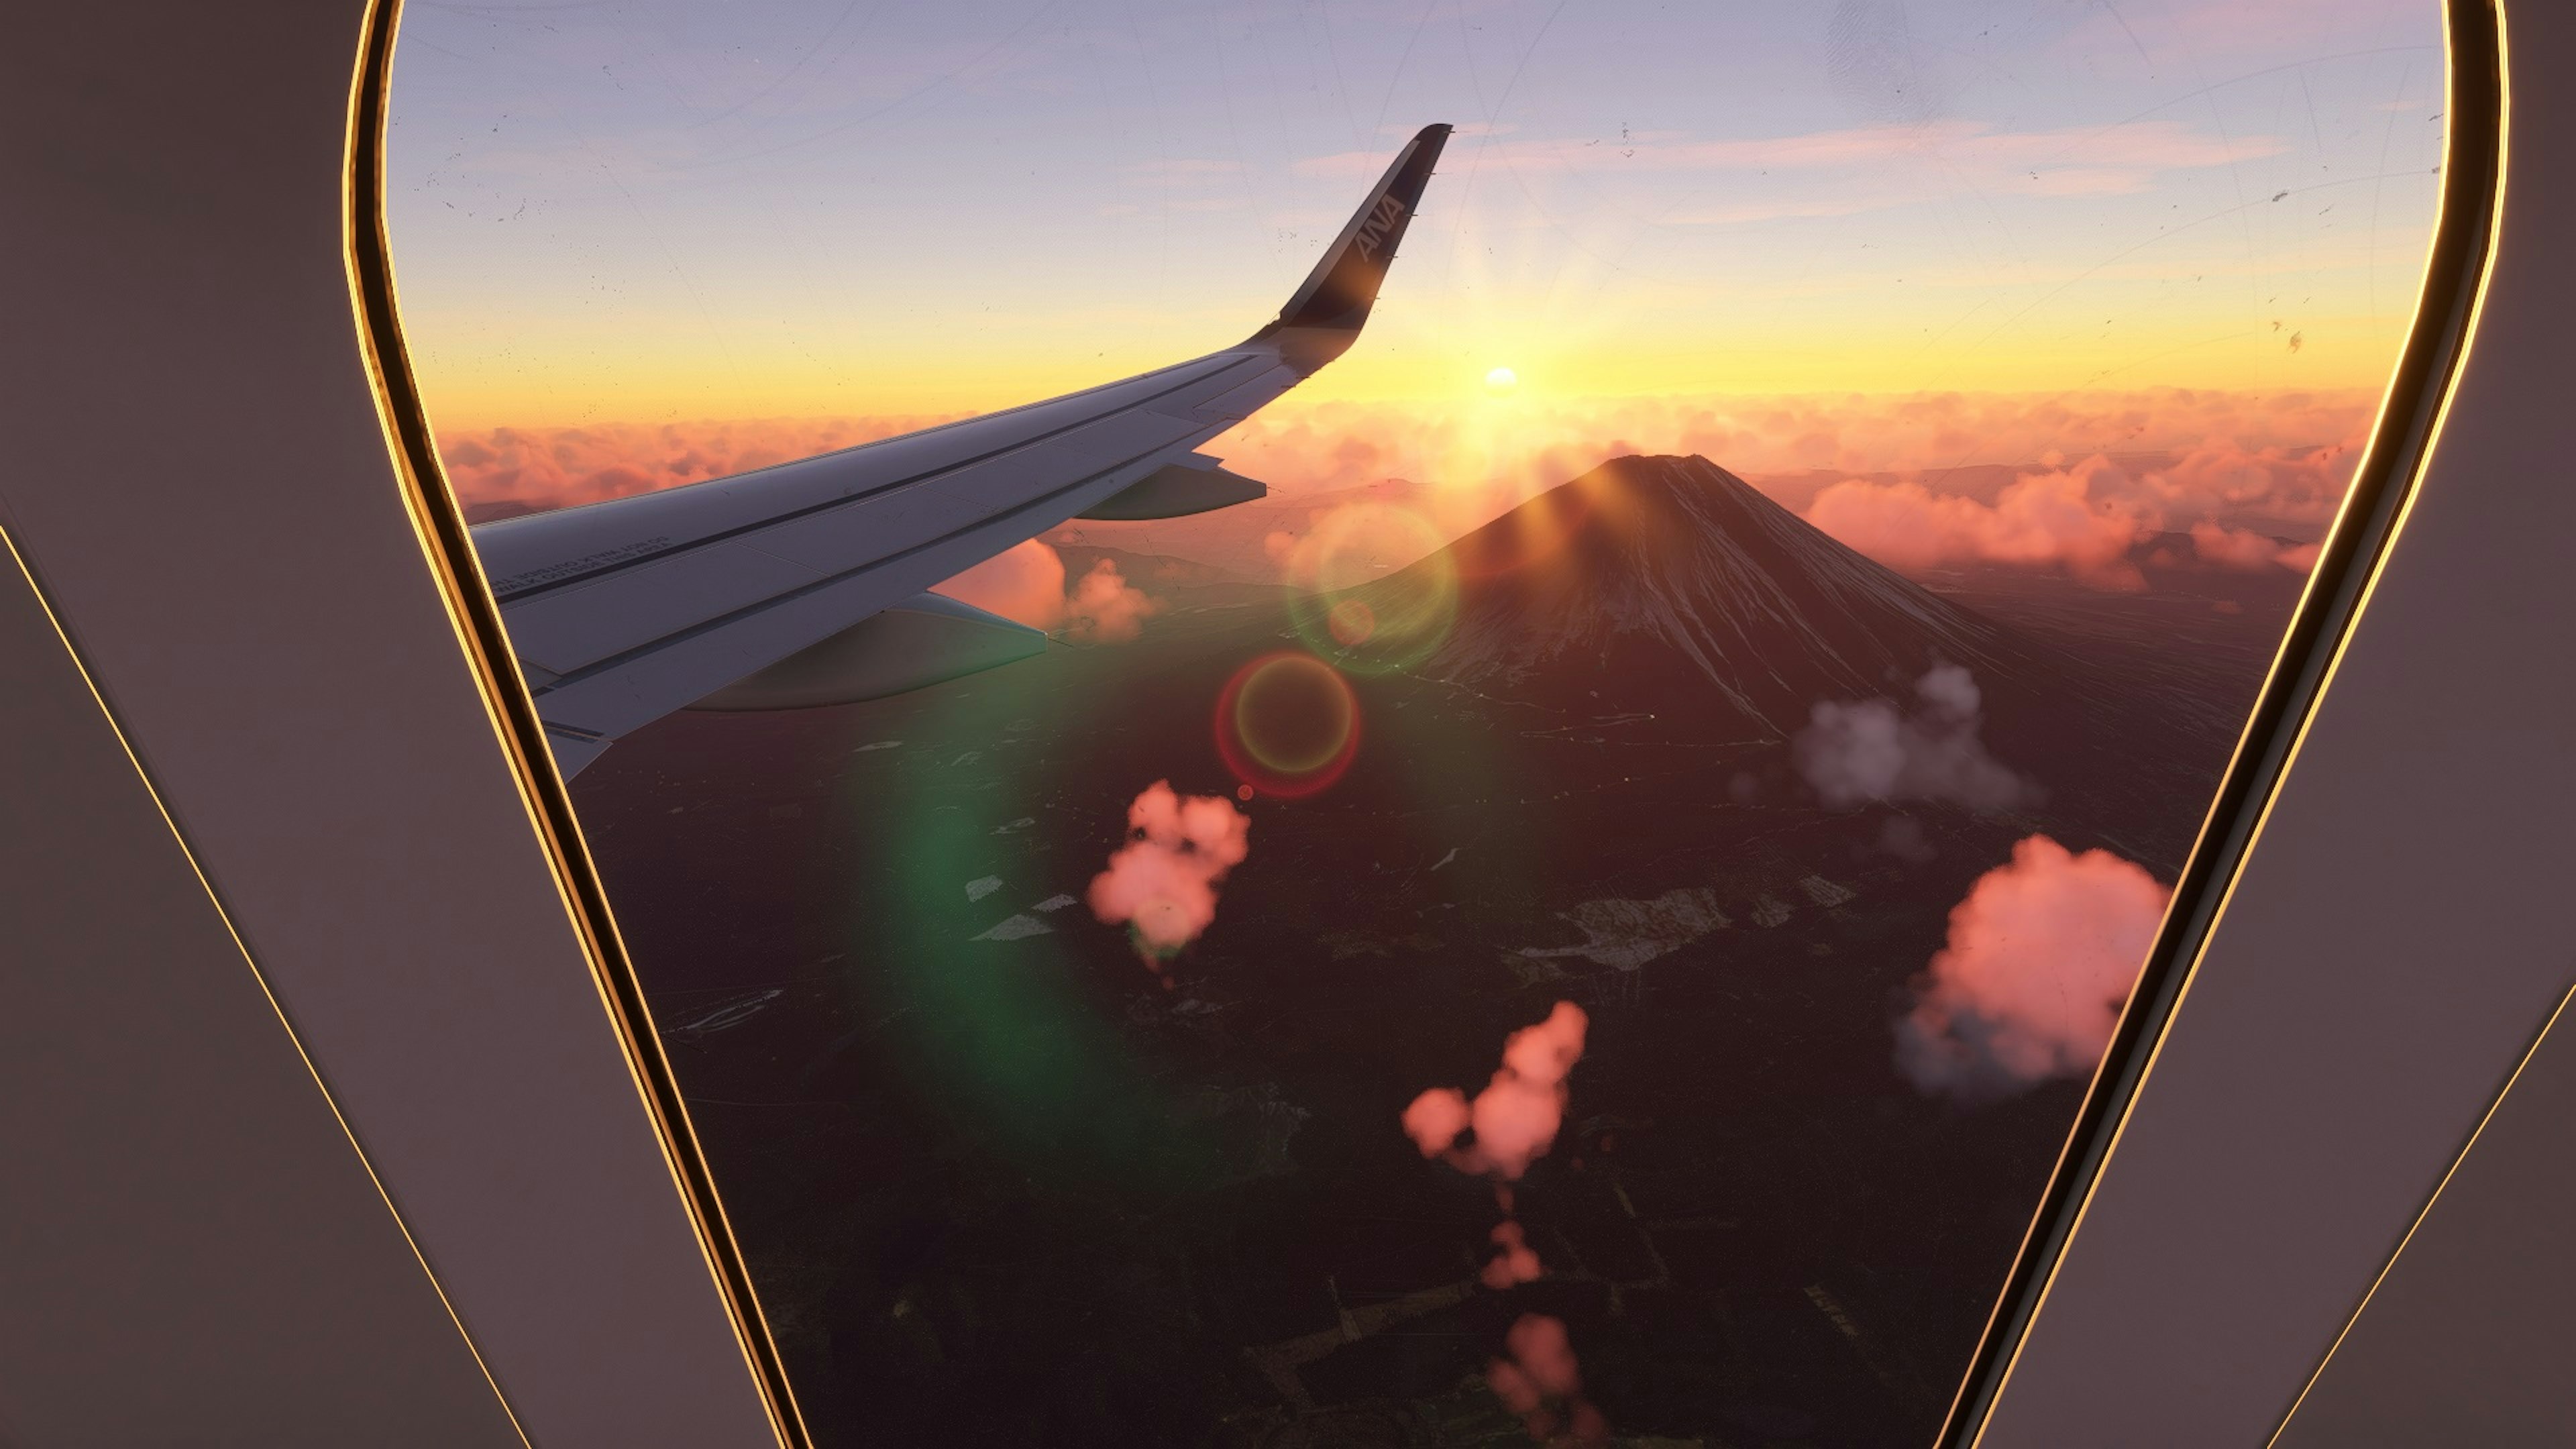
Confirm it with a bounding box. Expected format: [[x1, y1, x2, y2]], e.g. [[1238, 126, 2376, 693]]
[[1354, 194, 1407, 261]]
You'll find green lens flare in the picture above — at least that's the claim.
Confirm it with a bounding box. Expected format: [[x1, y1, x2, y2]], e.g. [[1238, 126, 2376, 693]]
[[1283, 502, 1457, 674]]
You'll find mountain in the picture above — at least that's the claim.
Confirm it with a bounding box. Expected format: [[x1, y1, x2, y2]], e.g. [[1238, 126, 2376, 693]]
[[1382, 454, 2061, 735]]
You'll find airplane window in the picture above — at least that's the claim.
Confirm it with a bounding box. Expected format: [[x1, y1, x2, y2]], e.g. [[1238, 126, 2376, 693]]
[[388, 2, 2444, 1442]]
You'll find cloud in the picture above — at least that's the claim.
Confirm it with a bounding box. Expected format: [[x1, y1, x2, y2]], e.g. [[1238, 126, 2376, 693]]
[[2145, 437, 2358, 529], [444, 390, 2365, 594], [933, 539, 1067, 627], [1481, 1220, 1542, 1291], [447, 390, 2369, 536], [1896, 835, 2170, 1099], [1798, 430, 2357, 587], [436, 414, 962, 514], [1795, 666, 2041, 812], [1062, 557, 1160, 641], [2190, 521, 2321, 573], [1485, 1313, 1609, 1446], [1085, 782, 1251, 978], [1806, 457, 2148, 588], [933, 542, 1162, 641], [1402, 1000, 1591, 1181], [1403, 1003, 1594, 1314], [1202, 388, 2365, 563]]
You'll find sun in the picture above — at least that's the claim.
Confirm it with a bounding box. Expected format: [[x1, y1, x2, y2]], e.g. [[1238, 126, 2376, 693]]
[[1484, 365, 1519, 392]]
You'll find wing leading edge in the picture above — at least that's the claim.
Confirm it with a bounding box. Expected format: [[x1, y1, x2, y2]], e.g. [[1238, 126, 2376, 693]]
[[470, 123, 1452, 777]]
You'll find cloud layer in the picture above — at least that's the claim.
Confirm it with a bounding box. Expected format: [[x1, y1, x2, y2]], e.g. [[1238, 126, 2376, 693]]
[[1795, 666, 2041, 812], [439, 415, 959, 513], [1222, 387, 2365, 493], [441, 390, 2363, 594], [1805, 439, 2351, 588], [1896, 835, 2171, 1099], [2187, 521, 2322, 573], [442, 388, 2369, 519], [1806, 458, 2149, 589]]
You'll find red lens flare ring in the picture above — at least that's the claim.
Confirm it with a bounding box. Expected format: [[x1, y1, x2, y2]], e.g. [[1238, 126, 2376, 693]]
[[1214, 651, 1362, 799]]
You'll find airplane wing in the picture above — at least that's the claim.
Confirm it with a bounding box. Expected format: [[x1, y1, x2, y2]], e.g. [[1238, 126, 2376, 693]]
[[469, 123, 1453, 776]]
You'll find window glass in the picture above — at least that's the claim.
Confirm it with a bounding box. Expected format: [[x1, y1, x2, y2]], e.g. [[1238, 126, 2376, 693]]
[[390, 3, 2443, 1442]]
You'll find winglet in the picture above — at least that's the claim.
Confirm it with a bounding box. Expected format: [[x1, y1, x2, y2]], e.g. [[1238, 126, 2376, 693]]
[[1260, 123, 1452, 338]]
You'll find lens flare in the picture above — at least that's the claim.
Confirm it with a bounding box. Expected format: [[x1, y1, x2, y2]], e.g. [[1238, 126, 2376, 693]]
[[1281, 502, 1457, 674], [1215, 651, 1362, 798]]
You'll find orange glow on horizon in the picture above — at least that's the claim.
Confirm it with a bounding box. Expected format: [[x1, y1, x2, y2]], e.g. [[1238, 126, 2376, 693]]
[[406, 281, 2412, 434], [434, 385, 2381, 537]]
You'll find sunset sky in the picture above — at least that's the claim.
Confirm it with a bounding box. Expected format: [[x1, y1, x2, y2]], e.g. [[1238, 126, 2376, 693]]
[[388, 0, 2445, 439]]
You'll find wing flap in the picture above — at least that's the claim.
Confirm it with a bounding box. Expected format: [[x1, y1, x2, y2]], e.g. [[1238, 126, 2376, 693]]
[[688, 592, 1046, 712], [525, 428, 1201, 739], [1078, 458, 1267, 520]]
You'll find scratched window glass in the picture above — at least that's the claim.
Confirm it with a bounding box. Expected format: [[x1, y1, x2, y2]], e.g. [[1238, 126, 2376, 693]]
[[389, 3, 2443, 1444]]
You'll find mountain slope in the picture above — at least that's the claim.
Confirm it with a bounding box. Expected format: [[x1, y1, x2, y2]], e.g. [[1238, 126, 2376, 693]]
[[1388, 454, 2060, 735]]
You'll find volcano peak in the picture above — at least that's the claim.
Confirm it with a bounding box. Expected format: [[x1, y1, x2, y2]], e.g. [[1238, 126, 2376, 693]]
[[1389, 453, 2041, 735]]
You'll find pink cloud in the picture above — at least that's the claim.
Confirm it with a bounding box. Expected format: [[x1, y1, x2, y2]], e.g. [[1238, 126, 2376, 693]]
[[933, 539, 1067, 628], [437, 414, 962, 514], [1481, 1220, 1543, 1291], [1402, 1001, 1590, 1181], [932, 542, 1161, 642], [1896, 835, 2171, 1099], [446, 392, 2371, 529], [1085, 782, 1250, 977], [2146, 438, 2357, 528], [1403, 1004, 1595, 1330], [1801, 432, 2359, 588], [1199, 390, 2364, 582], [1805, 455, 2148, 589], [1399, 1089, 1471, 1162], [2190, 521, 2321, 573], [1485, 1313, 1609, 1446], [1062, 557, 1160, 641], [447, 390, 2364, 595]]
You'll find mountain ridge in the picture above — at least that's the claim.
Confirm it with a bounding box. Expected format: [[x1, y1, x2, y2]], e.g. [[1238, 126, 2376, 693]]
[[1381, 453, 2068, 737]]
